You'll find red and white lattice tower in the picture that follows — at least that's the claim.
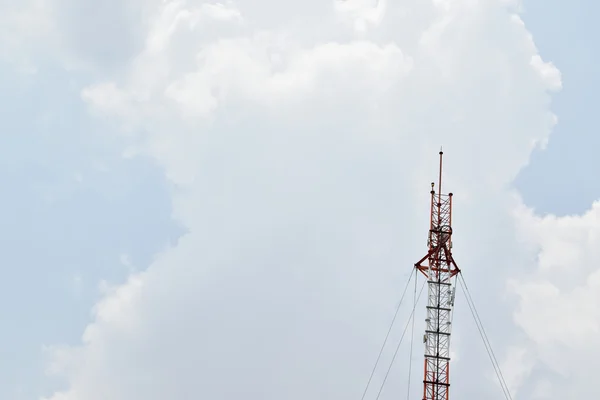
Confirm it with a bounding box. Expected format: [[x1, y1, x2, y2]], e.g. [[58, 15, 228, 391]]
[[414, 151, 460, 400]]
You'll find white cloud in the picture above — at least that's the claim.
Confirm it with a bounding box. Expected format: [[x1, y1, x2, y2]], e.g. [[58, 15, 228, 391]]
[[509, 201, 600, 397], [200, 2, 243, 22], [500, 345, 535, 396], [28, 0, 591, 399], [0, 0, 58, 73], [334, 0, 387, 33]]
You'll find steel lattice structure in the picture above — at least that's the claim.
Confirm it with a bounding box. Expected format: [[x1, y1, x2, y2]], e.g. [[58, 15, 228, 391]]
[[414, 151, 460, 400]]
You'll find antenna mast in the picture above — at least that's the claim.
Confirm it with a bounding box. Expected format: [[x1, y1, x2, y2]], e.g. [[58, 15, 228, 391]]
[[414, 150, 460, 400]]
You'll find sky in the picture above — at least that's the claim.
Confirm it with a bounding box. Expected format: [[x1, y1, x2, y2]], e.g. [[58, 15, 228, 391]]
[[0, 0, 597, 399], [516, 0, 600, 215]]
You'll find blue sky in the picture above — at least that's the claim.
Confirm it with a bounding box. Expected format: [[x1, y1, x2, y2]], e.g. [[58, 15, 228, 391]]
[[0, 65, 182, 397], [0, 1, 597, 399], [517, 0, 600, 215]]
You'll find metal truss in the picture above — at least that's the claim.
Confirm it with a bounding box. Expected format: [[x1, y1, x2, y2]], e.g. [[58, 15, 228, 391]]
[[414, 151, 460, 400]]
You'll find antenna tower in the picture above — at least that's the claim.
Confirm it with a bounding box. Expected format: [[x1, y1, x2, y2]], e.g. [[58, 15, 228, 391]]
[[414, 150, 460, 400]]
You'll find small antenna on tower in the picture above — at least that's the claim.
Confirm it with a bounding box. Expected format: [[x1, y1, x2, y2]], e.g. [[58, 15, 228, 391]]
[[438, 147, 444, 206]]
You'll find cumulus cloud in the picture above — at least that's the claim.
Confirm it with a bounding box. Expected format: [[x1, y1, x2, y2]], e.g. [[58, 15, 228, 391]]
[[334, 0, 387, 33], [0, 1, 58, 73], [509, 201, 600, 398], [26, 0, 582, 399]]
